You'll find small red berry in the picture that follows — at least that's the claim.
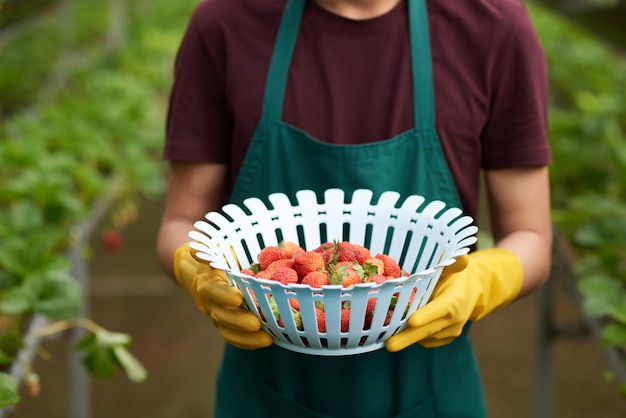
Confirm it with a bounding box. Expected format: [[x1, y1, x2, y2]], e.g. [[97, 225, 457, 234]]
[[103, 230, 123, 253]]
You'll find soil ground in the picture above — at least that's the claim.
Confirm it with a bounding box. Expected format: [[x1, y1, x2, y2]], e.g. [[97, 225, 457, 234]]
[[7, 197, 626, 418]]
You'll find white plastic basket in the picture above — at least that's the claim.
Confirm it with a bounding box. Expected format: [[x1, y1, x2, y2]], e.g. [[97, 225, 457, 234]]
[[189, 188, 477, 356]]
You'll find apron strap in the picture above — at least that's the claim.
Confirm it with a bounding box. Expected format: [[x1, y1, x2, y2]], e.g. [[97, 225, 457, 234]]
[[261, 0, 305, 121], [408, 0, 436, 130], [262, 0, 435, 131]]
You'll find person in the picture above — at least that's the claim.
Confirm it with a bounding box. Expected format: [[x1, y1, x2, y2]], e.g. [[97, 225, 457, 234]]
[[156, 0, 552, 416]]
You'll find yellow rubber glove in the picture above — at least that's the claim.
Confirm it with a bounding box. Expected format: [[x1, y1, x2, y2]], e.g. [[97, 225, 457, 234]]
[[386, 247, 523, 351], [174, 243, 273, 350]]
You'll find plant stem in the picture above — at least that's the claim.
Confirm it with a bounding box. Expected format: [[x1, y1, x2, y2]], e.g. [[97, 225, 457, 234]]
[[26, 317, 104, 339]]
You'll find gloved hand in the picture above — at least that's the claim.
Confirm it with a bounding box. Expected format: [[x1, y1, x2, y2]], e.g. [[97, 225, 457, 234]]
[[174, 243, 273, 350], [386, 247, 524, 351]]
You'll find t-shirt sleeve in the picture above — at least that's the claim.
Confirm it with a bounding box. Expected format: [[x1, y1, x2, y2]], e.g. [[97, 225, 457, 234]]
[[163, 2, 231, 163], [481, 2, 551, 169]]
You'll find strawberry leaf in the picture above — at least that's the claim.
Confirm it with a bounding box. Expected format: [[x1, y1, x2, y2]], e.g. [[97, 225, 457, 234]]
[[111, 346, 148, 383], [0, 373, 19, 407]]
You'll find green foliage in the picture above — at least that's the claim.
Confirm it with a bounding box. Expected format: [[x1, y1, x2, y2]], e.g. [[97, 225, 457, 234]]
[[0, 0, 199, 406], [529, 1, 626, 379], [0, 373, 19, 408], [76, 328, 147, 383]]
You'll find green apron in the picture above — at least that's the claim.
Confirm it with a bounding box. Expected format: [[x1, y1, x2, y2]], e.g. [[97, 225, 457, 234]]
[[217, 1, 486, 416]]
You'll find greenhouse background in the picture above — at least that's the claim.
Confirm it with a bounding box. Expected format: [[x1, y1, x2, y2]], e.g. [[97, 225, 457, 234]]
[[1, 0, 625, 417]]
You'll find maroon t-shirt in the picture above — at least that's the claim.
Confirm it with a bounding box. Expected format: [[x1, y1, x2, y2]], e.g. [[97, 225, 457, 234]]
[[164, 0, 551, 222]]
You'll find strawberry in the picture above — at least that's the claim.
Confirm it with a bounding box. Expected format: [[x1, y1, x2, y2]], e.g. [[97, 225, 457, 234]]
[[364, 298, 377, 328], [279, 240, 305, 259], [255, 269, 272, 280], [342, 271, 362, 288], [353, 244, 371, 264], [289, 298, 300, 311], [240, 268, 256, 277], [258, 246, 285, 270], [301, 271, 330, 288], [335, 241, 359, 263], [315, 307, 326, 333], [364, 273, 389, 285], [103, 230, 123, 253], [269, 266, 298, 285], [375, 253, 402, 278], [266, 258, 295, 272], [313, 241, 337, 265], [292, 251, 326, 279], [340, 308, 351, 332]]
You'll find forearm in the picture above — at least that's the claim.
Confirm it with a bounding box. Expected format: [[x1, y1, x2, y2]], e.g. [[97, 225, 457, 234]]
[[157, 161, 229, 281], [485, 166, 553, 299]]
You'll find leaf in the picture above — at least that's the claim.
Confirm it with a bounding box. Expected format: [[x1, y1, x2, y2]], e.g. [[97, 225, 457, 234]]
[[26, 273, 81, 320], [578, 276, 624, 317], [601, 322, 626, 348], [0, 286, 34, 315], [75, 331, 97, 351], [112, 345, 148, 383], [0, 351, 14, 366], [81, 346, 118, 380], [609, 305, 626, 325], [0, 373, 19, 407], [75, 329, 146, 383], [574, 223, 604, 248], [75, 331, 117, 379], [96, 330, 132, 348]]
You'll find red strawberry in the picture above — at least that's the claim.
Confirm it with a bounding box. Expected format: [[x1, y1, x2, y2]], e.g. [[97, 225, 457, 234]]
[[255, 269, 272, 280], [364, 273, 389, 285], [269, 266, 298, 285], [364, 298, 395, 328], [292, 251, 326, 279], [342, 272, 362, 288], [353, 244, 371, 264], [340, 308, 351, 332], [301, 271, 330, 288], [335, 241, 359, 263], [375, 254, 402, 278], [315, 307, 326, 333], [266, 258, 295, 272], [103, 230, 123, 253], [289, 298, 300, 311], [279, 240, 305, 259], [258, 246, 285, 270], [313, 241, 334, 253], [240, 268, 256, 277], [364, 299, 376, 329], [313, 241, 336, 265]]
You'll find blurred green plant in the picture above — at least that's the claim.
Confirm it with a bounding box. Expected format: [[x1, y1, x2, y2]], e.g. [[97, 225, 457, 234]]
[[0, 0, 198, 407], [529, 3, 626, 393]]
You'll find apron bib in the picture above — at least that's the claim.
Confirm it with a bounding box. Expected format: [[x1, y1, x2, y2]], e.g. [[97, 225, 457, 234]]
[[217, 1, 485, 417]]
